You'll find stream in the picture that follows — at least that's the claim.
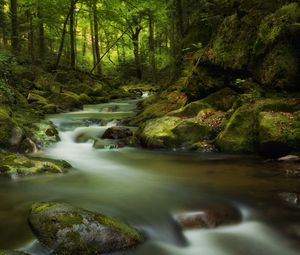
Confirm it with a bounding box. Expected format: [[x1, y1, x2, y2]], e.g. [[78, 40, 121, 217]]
[[0, 96, 300, 254]]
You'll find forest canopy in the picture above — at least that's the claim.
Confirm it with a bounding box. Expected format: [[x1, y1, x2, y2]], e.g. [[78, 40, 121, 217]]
[[0, 0, 203, 83]]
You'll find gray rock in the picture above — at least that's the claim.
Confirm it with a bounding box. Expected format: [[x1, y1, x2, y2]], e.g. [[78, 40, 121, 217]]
[[28, 202, 144, 255], [102, 127, 133, 140], [173, 205, 241, 230]]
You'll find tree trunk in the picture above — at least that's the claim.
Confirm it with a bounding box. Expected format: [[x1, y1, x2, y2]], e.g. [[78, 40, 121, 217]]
[[10, 0, 19, 54], [89, 5, 96, 67], [121, 37, 126, 63], [92, 0, 101, 75], [148, 11, 157, 84], [37, 3, 45, 61], [82, 27, 87, 57], [132, 27, 142, 80], [55, 1, 77, 69], [27, 10, 34, 61], [70, 0, 76, 69]]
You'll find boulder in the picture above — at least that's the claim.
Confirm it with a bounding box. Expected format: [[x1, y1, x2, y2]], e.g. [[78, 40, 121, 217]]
[[102, 127, 133, 140], [48, 91, 82, 111], [258, 111, 300, 158], [173, 205, 241, 230], [0, 107, 19, 149], [28, 202, 144, 255], [278, 192, 300, 208], [137, 117, 182, 149], [0, 152, 71, 179], [129, 90, 187, 126], [30, 121, 60, 148], [216, 104, 257, 153]]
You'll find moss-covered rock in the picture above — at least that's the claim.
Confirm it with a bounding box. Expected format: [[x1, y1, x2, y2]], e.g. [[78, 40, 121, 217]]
[[136, 112, 221, 150], [0, 106, 20, 149], [27, 93, 49, 107], [217, 97, 300, 153], [216, 104, 257, 153], [30, 121, 60, 148], [129, 90, 187, 126], [48, 91, 82, 111], [28, 202, 144, 255], [0, 152, 71, 179], [137, 117, 181, 149], [258, 111, 300, 157]]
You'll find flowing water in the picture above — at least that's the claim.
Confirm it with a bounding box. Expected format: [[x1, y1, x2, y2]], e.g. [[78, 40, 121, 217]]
[[0, 96, 300, 254]]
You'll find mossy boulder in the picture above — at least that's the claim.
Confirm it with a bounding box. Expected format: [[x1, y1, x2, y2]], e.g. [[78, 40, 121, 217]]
[[129, 90, 187, 126], [136, 113, 220, 149], [137, 117, 181, 149], [216, 104, 257, 153], [253, 3, 300, 55], [48, 91, 82, 111], [30, 121, 60, 148], [0, 250, 29, 255], [171, 88, 237, 118], [0, 107, 20, 149], [28, 202, 144, 255], [258, 111, 300, 157], [216, 97, 300, 153], [27, 93, 49, 107], [0, 152, 71, 179]]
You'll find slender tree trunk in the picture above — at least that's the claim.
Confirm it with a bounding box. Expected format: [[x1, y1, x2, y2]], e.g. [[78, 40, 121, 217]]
[[55, 1, 76, 69], [70, 0, 76, 69], [10, 0, 19, 54], [121, 37, 126, 63], [89, 6, 96, 67], [148, 12, 157, 84], [27, 10, 34, 61], [37, 2, 45, 61], [132, 27, 142, 79], [82, 27, 87, 56], [92, 0, 101, 75]]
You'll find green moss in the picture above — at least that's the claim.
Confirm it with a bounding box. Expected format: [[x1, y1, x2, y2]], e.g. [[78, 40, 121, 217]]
[[137, 117, 181, 149], [254, 2, 300, 55], [94, 214, 143, 241], [216, 105, 257, 153], [130, 91, 187, 126], [255, 43, 298, 89], [258, 111, 300, 150], [0, 106, 18, 149], [0, 152, 70, 178]]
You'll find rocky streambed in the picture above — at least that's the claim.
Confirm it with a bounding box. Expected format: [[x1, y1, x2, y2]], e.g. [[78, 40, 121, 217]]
[[0, 97, 300, 255]]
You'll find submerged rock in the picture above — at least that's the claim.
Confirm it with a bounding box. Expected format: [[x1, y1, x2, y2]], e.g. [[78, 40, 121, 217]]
[[102, 127, 133, 140], [0, 152, 71, 179], [173, 206, 241, 230], [28, 202, 144, 255], [278, 192, 300, 208], [0, 250, 29, 255]]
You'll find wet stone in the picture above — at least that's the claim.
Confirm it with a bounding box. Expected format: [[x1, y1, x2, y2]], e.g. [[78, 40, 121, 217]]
[[173, 205, 241, 230]]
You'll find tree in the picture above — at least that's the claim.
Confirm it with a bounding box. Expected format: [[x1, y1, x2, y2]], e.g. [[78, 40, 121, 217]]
[[10, 0, 19, 53]]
